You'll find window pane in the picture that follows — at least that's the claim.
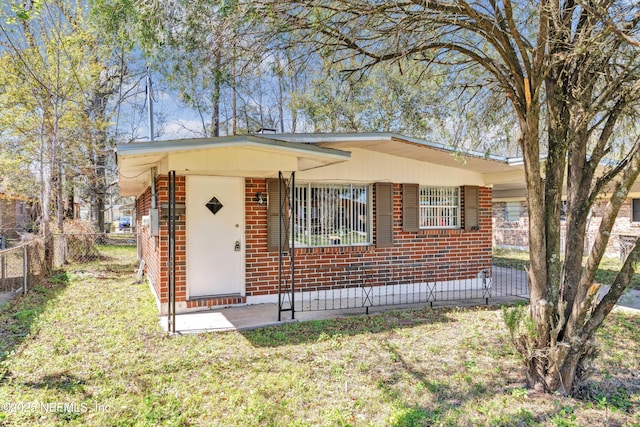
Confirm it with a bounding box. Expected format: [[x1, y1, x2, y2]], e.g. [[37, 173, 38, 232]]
[[293, 183, 370, 246], [419, 187, 459, 229], [504, 202, 520, 222], [294, 186, 308, 246]]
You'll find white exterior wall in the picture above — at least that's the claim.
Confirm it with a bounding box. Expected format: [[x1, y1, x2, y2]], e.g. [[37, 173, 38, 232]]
[[296, 148, 487, 185]]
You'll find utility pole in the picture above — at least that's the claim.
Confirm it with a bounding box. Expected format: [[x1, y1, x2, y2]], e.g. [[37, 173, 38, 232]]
[[146, 65, 154, 142]]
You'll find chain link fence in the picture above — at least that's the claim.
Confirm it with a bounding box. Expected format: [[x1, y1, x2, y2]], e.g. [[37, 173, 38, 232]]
[[0, 239, 46, 305], [2, 234, 137, 307], [52, 233, 137, 267]]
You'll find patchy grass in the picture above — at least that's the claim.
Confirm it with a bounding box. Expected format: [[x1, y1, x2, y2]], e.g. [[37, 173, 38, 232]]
[[494, 248, 640, 290], [594, 257, 640, 290], [0, 246, 637, 426]]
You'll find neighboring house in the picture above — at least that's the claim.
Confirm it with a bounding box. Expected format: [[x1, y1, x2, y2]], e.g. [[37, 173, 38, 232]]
[[0, 193, 33, 243], [492, 163, 640, 258], [116, 133, 519, 314], [493, 200, 530, 251]]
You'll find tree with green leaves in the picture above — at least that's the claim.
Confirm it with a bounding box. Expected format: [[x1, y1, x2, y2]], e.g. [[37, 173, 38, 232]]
[[1, 0, 133, 246], [127, 0, 261, 136], [290, 57, 490, 143], [271, 0, 640, 393], [1, 1, 89, 246]]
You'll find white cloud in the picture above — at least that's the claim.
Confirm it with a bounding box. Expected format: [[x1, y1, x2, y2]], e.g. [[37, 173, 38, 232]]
[[159, 119, 207, 140]]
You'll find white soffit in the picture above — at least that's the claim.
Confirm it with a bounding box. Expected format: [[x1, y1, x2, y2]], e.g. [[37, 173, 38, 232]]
[[319, 138, 517, 174], [116, 135, 351, 196], [268, 133, 520, 175]]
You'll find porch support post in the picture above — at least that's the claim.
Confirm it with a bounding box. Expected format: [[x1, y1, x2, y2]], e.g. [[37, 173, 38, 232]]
[[290, 172, 295, 320], [277, 171, 296, 321], [167, 170, 176, 333], [278, 172, 283, 321]]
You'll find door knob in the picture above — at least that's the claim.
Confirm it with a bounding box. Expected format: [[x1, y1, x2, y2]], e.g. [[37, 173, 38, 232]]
[[234, 241, 241, 251]]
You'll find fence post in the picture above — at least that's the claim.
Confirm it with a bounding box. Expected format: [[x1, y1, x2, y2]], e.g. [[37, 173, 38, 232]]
[[23, 245, 28, 295], [1, 251, 5, 292]]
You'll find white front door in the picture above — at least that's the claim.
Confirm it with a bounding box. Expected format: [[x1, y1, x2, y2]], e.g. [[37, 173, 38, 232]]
[[186, 176, 244, 298]]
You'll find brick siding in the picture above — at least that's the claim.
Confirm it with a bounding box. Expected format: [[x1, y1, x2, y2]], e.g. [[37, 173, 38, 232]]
[[139, 176, 493, 312], [245, 181, 493, 298]]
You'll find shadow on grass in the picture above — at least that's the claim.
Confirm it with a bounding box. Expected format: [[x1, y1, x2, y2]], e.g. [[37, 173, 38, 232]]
[[0, 271, 70, 382], [22, 371, 89, 397], [492, 257, 529, 271], [384, 312, 639, 426], [242, 305, 474, 347], [381, 343, 637, 425], [65, 245, 138, 279]]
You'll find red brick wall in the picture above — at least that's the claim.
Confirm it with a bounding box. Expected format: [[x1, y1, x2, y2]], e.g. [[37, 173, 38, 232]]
[[136, 184, 160, 301], [245, 181, 493, 297], [140, 177, 492, 310], [136, 175, 188, 306], [0, 197, 30, 239], [156, 175, 188, 305]]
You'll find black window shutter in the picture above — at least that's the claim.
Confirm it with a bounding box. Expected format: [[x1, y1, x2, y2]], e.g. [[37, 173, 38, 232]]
[[375, 182, 394, 248], [267, 179, 290, 252], [464, 185, 479, 231], [402, 183, 419, 232]]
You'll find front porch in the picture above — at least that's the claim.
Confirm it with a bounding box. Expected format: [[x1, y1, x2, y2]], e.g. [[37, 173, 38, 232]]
[[158, 293, 530, 334], [159, 259, 532, 333]]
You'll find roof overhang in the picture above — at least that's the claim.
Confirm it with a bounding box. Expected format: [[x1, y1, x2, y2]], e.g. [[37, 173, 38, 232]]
[[116, 135, 351, 197], [269, 132, 519, 176]]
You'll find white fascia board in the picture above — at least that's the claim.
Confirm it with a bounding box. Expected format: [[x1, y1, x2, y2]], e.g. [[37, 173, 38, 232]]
[[266, 132, 512, 163], [116, 135, 350, 162]]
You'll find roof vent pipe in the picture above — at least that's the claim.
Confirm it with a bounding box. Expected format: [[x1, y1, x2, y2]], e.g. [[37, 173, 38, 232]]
[[256, 128, 276, 134]]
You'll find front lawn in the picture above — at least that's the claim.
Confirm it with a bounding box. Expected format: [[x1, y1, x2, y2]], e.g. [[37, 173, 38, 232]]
[[0, 246, 638, 426]]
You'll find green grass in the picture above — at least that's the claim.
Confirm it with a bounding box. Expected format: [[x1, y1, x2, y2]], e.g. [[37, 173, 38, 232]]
[[493, 248, 640, 290], [0, 246, 638, 426]]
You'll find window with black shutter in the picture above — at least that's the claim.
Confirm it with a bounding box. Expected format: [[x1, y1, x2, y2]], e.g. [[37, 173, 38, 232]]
[[464, 185, 479, 231], [375, 182, 393, 248], [402, 184, 419, 232], [266, 179, 290, 252]]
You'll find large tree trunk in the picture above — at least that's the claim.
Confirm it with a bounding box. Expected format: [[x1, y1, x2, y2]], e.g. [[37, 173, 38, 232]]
[[95, 151, 106, 232], [39, 113, 53, 272], [518, 104, 640, 393], [55, 158, 64, 232]]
